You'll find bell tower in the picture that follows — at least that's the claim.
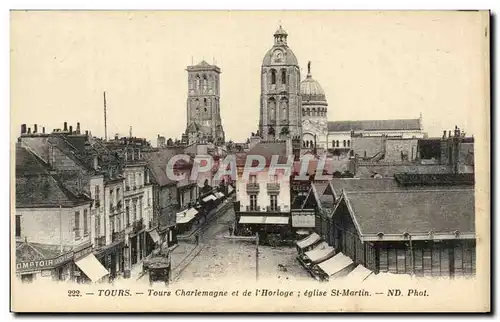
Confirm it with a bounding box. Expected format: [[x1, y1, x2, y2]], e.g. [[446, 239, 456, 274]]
[[259, 26, 302, 140], [185, 61, 225, 144]]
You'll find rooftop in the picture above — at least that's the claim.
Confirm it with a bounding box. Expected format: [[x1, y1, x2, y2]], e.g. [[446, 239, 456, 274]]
[[344, 189, 475, 237], [328, 118, 422, 132]]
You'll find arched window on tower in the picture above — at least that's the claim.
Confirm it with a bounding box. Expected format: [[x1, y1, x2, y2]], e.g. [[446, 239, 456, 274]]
[[310, 140, 314, 148], [204, 98, 207, 106], [302, 109, 306, 117], [306, 108, 310, 116], [202, 75, 208, 92], [268, 99, 276, 123], [347, 140, 351, 147], [311, 108, 316, 117], [281, 69, 286, 84], [280, 99, 288, 122], [343, 140, 346, 147], [271, 70, 277, 85], [336, 140, 339, 147], [195, 75, 200, 91]]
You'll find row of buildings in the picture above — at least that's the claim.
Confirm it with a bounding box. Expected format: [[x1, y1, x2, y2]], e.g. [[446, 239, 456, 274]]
[[15, 122, 230, 283]]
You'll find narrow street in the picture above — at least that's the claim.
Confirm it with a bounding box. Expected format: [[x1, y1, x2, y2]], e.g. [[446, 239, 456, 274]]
[[173, 203, 311, 283]]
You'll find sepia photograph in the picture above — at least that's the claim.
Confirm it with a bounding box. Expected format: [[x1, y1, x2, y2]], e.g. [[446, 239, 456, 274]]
[[9, 9, 490, 313]]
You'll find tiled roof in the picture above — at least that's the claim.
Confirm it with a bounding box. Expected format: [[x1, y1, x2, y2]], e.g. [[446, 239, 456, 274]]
[[15, 145, 50, 176], [345, 190, 475, 236], [16, 175, 91, 208], [236, 141, 288, 167], [16, 147, 91, 208], [394, 173, 475, 186], [330, 178, 472, 197], [327, 119, 421, 132], [144, 150, 179, 187]]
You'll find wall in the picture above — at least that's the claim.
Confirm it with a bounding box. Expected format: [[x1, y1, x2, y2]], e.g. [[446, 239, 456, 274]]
[[384, 138, 419, 162], [17, 204, 91, 247], [327, 132, 351, 150], [356, 163, 452, 178], [236, 168, 291, 213], [89, 176, 104, 245], [351, 136, 385, 159]]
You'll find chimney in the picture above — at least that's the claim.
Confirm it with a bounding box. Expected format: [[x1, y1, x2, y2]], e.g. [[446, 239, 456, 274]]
[[442, 130, 447, 139], [448, 130, 452, 138], [69, 125, 73, 134], [76, 122, 81, 134], [42, 127, 45, 134], [27, 127, 31, 134], [93, 156, 98, 170], [21, 124, 27, 134], [63, 122, 68, 132], [33, 124, 38, 134]]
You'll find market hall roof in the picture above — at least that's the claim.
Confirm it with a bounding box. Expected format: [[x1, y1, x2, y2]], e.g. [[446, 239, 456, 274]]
[[327, 118, 422, 132], [341, 189, 475, 241]]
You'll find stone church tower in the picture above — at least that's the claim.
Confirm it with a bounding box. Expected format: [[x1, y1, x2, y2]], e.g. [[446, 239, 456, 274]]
[[259, 26, 302, 140], [185, 61, 225, 145]]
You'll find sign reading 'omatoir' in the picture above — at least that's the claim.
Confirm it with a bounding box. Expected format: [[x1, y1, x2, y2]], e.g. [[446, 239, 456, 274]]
[[17, 251, 74, 272]]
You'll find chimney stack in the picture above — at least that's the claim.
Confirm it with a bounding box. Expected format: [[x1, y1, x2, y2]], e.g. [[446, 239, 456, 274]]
[[443, 130, 447, 139], [93, 156, 99, 170], [76, 122, 81, 134], [33, 124, 38, 134], [42, 127, 45, 134], [21, 124, 27, 134], [448, 130, 452, 138], [27, 127, 31, 134], [69, 125, 73, 134], [63, 122, 68, 132]]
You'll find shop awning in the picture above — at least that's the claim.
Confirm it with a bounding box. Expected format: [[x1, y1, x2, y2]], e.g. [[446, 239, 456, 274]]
[[215, 192, 225, 199], [317, 252, 353, 277], [304, 242, 335, 263], [265, 216, 289, 225], [74, 253, 109, 282], [345, 264, 373, 282], [296, 232, 321, 249], [239, 216, 289, 225], [177, 208, 198, 224], [202, 194, 217, 202], [148, 229, 161, 243], [239, 216, 265, 224]]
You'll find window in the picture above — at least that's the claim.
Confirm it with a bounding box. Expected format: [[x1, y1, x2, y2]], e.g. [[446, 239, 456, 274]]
[[250, 194, 258, 211], [270, 194, 278, 211], [96, 215, 101, 236], [347, 140, 350, 147], [336, 140, 339, 147], [132, 201, 137, 222], [343, 140, 346, 147], [138, 198, 143, 220], [138, 173, 142, 186], [312, 108, 316, 117], [132, 173, 136, 188], [270, 175, 278, 183], [281, 69, 286, 84], [249, 175, 257, 184], [270, 70, 276, 85], [109, 190, 114, 208], [83, 209, 88, 236], [110, 216, 115, 233], [125, 204, 130, 226], [94, 186, 100, 203], [15, 215, 21, 237], [147, 191, 151, 207], [204, 98, 207, 106], [74, 211, 80, 239], [116, 187, 120, 203]]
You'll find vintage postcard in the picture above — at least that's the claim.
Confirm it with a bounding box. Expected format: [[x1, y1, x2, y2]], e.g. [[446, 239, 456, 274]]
[[10, 10, 490, 312]]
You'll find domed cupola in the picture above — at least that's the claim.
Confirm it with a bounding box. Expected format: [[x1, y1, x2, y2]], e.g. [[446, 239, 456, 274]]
[[262, 25, 299, 66], [300, 61, 327, 106]]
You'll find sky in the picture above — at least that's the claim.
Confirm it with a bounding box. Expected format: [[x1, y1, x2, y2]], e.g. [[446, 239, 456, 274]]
[[10, 11, 489, 145]]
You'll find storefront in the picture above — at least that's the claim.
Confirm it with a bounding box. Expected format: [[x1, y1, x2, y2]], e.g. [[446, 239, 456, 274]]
[[291, 210, 316, 237], [16, 241, 74, 283]]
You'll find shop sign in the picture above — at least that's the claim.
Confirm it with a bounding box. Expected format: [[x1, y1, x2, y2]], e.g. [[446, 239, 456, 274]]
[[16, 251, 74, 273], [74, 243, 93, 260], [291, 211, 316, 228]]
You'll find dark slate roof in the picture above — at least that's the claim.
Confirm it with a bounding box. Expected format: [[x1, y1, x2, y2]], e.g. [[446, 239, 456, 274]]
[[48, 136, 96, 173], [345, 190, 475, 236], [16, 147, 91, 208], [330, 178, 473, 196], [394, 173, 475, 186], [327, 119, 421, 132], [16, 175, 91, 208], [144, 150, 179, 187], [15, 145, 50, 176], [236, 141, 288, 167]]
